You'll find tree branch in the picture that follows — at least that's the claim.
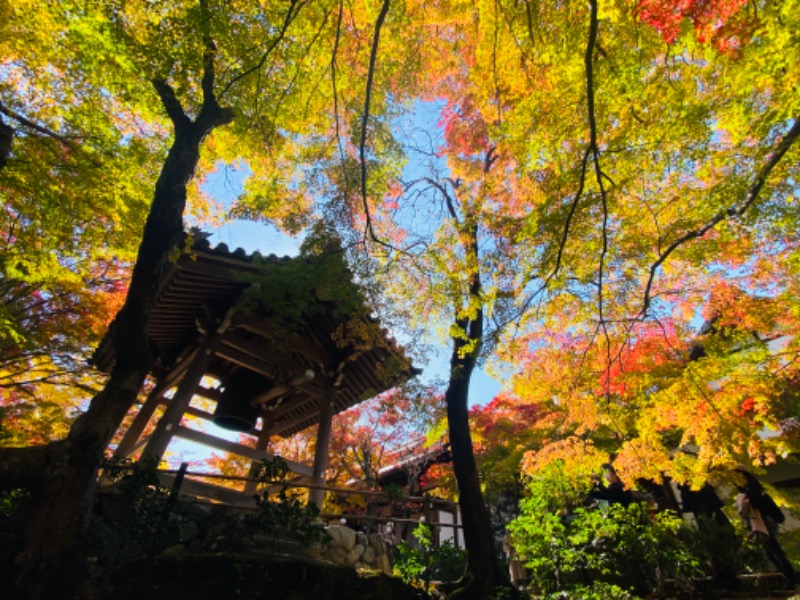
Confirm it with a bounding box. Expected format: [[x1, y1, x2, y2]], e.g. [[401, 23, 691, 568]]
[[151, 79, 191, 130], [359, 0, 391, 247], [0, 102, 75, 147], [219, 0, 305, 99], [421, 177, 460, 224], [641, 117, 800, 316], [585, 0, 612, 384], [511, 144, 591, 328], [0, 115, 13, 169], [331, 0, 345, 162]]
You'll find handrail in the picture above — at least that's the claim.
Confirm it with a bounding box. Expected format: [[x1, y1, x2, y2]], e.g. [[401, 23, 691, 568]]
[[101, 463, 458, 508], [99, 463, 466, 549]]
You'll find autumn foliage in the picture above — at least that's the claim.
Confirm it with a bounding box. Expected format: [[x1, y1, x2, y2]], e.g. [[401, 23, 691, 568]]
[[2, 0, 800, 595], [636, 0, 756, 52]]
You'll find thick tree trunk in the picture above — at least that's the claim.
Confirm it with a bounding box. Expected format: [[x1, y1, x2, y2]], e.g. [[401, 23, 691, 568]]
[[6, 66, 233, 597], [446, 349, 502, 599], [444, 193, 512, 599], [12, 364, 151, 597], [445, 261, 508, 596], [0, 444, 58, 492]]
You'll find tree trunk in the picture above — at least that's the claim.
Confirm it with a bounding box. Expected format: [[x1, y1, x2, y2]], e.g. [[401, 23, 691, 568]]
[[445, 215, 508, 599], [446, 348, 502, 599], [0, 116, 12, 170], [7, 68, 233, 597]]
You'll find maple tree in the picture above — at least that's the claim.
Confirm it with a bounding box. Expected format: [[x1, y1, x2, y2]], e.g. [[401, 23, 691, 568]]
[[0, 0, 155, 440], [468, 393, 549, 504], [0, 1, 424, 594], [0, 0, 799, 598], [466, 0, 795, 460], [327, 386, 443, 490], [326, 1, 799, 595]]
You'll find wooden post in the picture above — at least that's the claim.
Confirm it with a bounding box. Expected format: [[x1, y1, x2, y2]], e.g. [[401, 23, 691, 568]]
[[308, 378, 336, 507], [141, 331, 221, 464], [243, 422, 271, 496], [113, 379, 173, 459], [113, 346, 205, 459], [453, 504, 460, 549]]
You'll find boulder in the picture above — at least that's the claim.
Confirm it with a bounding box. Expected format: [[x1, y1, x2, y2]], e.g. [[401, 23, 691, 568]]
[[361, 546, 376, 565], [324, 545, 349, 565], [376, 555, 392, 573], [346, 544, 365, 566], [326, 525, 356, 551], [368, 533, 386, 556], [161, 544, 187, 558]]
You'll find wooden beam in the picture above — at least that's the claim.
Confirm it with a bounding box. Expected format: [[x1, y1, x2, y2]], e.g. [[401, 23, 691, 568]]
[[157, 473, 256, 507], [244, 420, 274, 496], [220, 331, 309, 375], [142, 330, 222, 463], [233, 315, 333, 365], [174, 425, 313, 477], [253, 369, 316, 406], [116, 434, 150, 459], [195, 385, 221, 401], [213, 345, 280, 379], [309, 381, 336, 506], [153, 398, 262, 437], [114, 386, 166, 459], [177, 257, 259, 280], [213, 345, 325, 400], [159, 347, 199, 389], [265, 404, 319, 437], [180, 250, 267, 271], [266, 394, 316, 421]]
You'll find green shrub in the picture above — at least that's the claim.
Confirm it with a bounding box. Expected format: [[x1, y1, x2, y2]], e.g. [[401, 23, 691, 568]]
[[99, 458, 178, 567], [0, 488, 31, 518], [393, 522, 467, 591], [508, 464, 704, 597], [250, 457, 327, 548]]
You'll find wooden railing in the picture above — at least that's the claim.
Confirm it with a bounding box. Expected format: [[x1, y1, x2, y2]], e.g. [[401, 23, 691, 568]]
[[100, 462, 464, 548]]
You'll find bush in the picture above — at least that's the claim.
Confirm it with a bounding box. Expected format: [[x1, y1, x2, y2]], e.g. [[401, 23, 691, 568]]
[[0, 488, 31, 518], [393, 522, 467, 591], [508, 464, 704, 597], [249, 457, 327, 548], [97, 458, 179, 568]]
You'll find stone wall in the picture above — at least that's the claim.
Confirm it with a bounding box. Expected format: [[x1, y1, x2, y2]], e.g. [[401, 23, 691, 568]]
[[313, 525, 391, 572], [99, 496, 393, 574]]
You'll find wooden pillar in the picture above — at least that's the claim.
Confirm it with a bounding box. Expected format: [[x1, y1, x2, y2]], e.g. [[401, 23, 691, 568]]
[[243, 421, 272, 496], [113, 348, 199, 458], [113, 380, 171, 459], [308, 378, 336, 507], [141, 331, 221, 464], [245, 369, 315, 495]]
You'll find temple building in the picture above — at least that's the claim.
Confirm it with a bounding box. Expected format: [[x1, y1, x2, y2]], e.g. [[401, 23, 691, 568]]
[[93, 234, 416, 505]]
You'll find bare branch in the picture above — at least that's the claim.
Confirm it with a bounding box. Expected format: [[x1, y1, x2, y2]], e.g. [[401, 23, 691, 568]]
[[331, 0, 345, 164], [421, 177, 460, 224], [585, 0, 611, 363]]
